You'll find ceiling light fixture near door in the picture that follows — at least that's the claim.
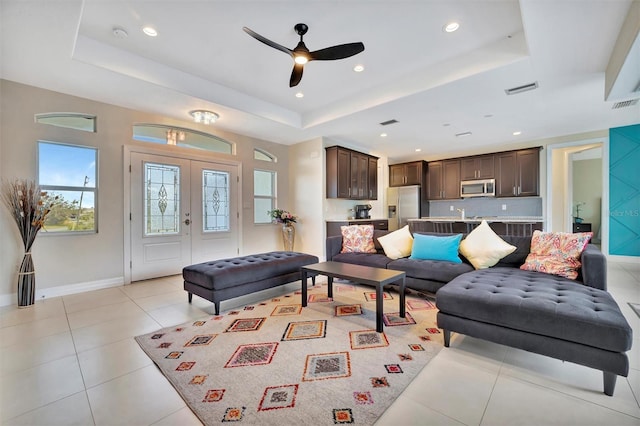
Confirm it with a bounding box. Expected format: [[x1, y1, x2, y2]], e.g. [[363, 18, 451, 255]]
[[513, 131, 522, 136], [190, 110, 219, 125], [443, 22, 460, 33]]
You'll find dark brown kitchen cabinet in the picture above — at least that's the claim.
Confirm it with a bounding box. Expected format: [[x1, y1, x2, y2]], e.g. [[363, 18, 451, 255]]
[[367, 156, 378, 199], [326, 146, 378, 200], [428, 159, 460, 199], [495, 148, 540, 197], [389, 161, 425, 187], [460, 155, 494, 180]]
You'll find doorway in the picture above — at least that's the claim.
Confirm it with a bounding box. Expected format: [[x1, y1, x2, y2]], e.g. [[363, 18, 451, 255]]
[[129, 151, 239, 282], [546, 138, 607, 252]]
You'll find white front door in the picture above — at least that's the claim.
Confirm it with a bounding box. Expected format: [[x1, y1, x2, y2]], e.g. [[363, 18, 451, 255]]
[[130, 152, 239, 281]]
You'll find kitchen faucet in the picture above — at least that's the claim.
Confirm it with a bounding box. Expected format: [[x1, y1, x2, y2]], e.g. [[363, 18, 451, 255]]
[[456, 208, 465, 220]]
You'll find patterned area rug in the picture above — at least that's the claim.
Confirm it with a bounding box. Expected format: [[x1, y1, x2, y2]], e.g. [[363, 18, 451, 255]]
[[135, 282, 443, 425]]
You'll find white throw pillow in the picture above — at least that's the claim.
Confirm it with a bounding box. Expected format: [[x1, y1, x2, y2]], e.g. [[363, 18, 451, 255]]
[[459, 220, 516, 269], [377, 225, 414, 259]]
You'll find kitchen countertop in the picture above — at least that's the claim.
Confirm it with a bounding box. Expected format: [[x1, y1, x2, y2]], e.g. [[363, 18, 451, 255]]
[[411, 216, 544, 223]]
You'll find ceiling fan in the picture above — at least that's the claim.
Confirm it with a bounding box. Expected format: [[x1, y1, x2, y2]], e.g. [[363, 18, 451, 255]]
[[243, 23, 365, 87]]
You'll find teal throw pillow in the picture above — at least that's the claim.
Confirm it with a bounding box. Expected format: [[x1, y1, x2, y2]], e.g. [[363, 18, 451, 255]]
[[410, 233, 463, 263]]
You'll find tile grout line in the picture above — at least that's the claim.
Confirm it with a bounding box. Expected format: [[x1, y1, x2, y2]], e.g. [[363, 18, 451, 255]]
[[62, 295, 98, 426]]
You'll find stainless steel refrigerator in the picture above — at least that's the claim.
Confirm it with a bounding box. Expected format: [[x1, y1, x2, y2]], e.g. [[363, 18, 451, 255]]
[[386, 185, 421, 231]]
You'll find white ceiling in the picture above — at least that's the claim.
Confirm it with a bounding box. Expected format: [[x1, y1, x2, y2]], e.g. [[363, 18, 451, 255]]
[[1, 0, 639, 162]]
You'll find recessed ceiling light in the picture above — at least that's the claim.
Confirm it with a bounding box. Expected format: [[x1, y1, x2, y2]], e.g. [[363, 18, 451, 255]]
[[353, 64, 364, 72], [443, 22, 460, 33], [415, 148, 422, 152], [380, 133, 387, 137], [142, 26, 158, 37], [443, 123, 451, 127], [295, 92, 304, 98], [484, 114, 493, 118], [513, 131, 522, 136]]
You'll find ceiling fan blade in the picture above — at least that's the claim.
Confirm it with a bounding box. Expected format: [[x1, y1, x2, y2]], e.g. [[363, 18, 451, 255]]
[[243, 27, 293, 57], [289, 63, 304, 87], [309, 42, 365, 61]]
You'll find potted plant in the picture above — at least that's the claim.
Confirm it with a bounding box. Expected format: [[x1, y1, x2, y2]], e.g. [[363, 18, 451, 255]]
[[2, 179, 57, 307]]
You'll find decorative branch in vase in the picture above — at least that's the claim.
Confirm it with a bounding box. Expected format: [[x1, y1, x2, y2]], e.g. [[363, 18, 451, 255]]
[[268, 209, 298, 251], [1, 179, 58, 307]]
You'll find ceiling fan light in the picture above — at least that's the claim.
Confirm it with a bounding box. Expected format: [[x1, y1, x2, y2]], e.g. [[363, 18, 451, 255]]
[[294, 55, 308, 65], [190, 110, 219, 125]]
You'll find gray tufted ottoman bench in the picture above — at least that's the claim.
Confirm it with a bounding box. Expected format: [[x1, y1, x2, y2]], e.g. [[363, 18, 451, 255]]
[[183, 251, 318, 315], [436, 267, 633, 396]]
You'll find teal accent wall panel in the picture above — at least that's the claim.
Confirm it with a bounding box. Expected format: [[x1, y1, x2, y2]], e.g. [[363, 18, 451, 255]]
[[609, 124, 640, 256]]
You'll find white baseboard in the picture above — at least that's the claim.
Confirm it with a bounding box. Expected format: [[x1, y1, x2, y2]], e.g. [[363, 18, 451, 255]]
[[0, 276, 125, 307], [608, 255, 640, 264]]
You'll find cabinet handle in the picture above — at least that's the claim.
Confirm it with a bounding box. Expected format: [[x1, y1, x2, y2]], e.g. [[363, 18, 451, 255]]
[[517, 186, 521, 195], [513, 186, 516, 195]]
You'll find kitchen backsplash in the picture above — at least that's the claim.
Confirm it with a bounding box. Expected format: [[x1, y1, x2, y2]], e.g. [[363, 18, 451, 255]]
[[428, 197, 543, 218]]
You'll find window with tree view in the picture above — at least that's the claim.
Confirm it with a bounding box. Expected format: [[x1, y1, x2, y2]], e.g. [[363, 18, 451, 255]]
[[38, 141, 98, 233]]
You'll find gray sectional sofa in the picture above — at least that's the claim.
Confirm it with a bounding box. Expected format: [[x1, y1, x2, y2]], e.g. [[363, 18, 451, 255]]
[[325, 230, 633, 396]]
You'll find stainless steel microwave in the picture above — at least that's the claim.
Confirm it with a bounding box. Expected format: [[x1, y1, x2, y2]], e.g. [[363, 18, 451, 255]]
[[460, 178, 495, 198]]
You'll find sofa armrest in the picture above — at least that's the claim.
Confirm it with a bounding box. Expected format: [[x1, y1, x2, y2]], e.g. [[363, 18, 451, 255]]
[[326, 236, 343, 261], [581, 244, 607, 291]]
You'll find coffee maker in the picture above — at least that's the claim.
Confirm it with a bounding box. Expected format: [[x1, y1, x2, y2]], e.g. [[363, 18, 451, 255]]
[[354, 204, 372, 219]]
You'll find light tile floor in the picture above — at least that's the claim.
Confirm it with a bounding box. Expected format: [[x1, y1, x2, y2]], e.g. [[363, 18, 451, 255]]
[[1, 262, 638, 425]]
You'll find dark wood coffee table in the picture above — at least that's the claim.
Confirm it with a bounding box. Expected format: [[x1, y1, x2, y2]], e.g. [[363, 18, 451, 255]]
[[300, 261, 406, 332]]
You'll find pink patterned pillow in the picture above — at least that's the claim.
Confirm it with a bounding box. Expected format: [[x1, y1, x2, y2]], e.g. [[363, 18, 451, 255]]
[[340, 225, 376, 254], [520, 230, 593, 280]]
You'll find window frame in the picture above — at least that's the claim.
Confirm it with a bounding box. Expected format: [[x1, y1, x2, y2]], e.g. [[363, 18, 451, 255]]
[[35, 112, 97, 133], [253, 168, 277, 224], [37, 140, 99, 235], [254, 148, 277, 162]]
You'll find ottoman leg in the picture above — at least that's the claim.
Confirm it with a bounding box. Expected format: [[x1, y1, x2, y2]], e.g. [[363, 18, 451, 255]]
[[188, 292, 193, 303], [443, 330, 451, 347], [603, 371, 617, 396], [214, 302, 220, 316]]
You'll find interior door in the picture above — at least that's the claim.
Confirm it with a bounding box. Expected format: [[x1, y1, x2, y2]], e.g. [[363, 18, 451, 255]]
[[130, 153, 239, 281]]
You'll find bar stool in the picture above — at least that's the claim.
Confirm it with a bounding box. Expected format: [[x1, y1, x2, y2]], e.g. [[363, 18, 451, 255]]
[[433, 221, 454, 233], [505, 223, 534, 237]]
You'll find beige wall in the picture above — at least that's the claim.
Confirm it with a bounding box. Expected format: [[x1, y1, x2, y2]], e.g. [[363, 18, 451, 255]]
[[0, 80, 293, 303]]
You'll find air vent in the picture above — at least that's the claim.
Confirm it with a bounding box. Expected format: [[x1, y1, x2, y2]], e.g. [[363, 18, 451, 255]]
[[505, 81, 539, 95], [612, 99, 639, 109], [379, 119, 398, 126], [455, 131, 472, 137]]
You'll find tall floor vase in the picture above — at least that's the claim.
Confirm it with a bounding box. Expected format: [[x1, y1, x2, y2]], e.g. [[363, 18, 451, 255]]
[[17, 252, 35, 307], [282, 223, 295, 251]]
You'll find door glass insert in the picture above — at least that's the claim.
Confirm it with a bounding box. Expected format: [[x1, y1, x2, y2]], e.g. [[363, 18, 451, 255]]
[[203, 170, 229, 232], [144, 163, 180, 235]]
